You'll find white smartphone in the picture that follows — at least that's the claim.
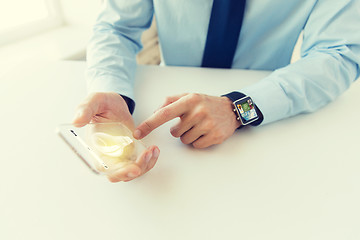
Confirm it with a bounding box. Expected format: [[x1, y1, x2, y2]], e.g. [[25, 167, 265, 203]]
[[56, 122, 146, 175]]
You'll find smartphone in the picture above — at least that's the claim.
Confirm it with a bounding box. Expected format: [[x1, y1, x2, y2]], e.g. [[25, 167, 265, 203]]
[[56, 122, 146, 175]]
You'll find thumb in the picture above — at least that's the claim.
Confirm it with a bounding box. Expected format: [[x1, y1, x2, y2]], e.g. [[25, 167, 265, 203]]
[[72, 108, 93, 127], [72, 95, 100, 127]]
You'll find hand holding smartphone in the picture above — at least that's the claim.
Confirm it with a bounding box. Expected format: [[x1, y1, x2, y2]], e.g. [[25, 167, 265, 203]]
[[57, 122, 148, 176]]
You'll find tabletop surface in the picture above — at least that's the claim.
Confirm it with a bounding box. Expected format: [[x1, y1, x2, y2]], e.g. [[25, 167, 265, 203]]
[[0, 61, 359, 240]]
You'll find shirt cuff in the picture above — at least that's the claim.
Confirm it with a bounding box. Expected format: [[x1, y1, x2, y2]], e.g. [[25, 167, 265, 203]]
[[240, 78, 291, 125], [120, 95, 135, 114]]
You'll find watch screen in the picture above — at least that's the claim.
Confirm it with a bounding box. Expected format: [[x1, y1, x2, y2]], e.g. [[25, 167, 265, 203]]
[[235, 97, 258, 124]]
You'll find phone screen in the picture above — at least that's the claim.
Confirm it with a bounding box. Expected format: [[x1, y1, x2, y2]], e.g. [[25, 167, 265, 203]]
[[56, 122, 146, 175]]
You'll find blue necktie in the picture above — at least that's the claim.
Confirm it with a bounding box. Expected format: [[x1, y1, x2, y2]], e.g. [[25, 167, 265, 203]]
[[202, 0, 247, 68]]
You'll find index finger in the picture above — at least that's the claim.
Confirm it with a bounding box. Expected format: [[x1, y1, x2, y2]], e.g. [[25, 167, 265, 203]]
[[134, 98, 189, 139]]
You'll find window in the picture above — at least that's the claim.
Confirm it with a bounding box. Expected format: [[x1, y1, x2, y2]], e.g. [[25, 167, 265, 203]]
[[0, 0, 64, 46]]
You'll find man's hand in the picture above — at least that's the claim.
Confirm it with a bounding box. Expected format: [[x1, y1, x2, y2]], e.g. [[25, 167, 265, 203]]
[[73, 92, 134, 128], [72, 92, 160, 182], [133, 93, 241, 148]]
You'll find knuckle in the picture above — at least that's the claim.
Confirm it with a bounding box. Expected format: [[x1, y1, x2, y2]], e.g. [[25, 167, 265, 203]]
[[180, 136, 191, 145], [193, 110, 206, 120], [143, 120, 153, 131], [202, 121, 215, 132], [197, 105, 210, 116], [186, 93, 202, 104], [158, 107, 172, 119]]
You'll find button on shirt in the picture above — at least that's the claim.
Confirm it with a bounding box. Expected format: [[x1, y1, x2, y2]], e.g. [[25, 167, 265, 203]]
[[86, 0, 360, 125]]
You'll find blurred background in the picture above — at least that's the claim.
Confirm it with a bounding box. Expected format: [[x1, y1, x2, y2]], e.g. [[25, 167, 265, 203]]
[[0, 0, 302, 78], [0, 0, 161, 78]]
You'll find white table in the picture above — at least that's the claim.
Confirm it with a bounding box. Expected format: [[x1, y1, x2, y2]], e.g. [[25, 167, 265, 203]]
[[0, 61, 359, 240]]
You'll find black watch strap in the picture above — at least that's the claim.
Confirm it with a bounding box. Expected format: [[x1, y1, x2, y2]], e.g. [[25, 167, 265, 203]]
[[222, 91, 264, 127]]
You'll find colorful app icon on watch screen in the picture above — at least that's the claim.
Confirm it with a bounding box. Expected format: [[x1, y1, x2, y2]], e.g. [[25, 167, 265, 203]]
[[235, 97, 258, 124]]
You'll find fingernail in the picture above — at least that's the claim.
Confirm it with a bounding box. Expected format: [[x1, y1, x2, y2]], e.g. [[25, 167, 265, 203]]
[[145, 152, 152, 163], [133, 129, 142, 139], [153, 148, 160, 159], [127, 172, 138, 178]]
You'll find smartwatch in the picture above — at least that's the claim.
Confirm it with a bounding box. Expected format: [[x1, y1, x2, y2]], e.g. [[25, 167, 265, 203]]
[[222, 91, 264, 127]]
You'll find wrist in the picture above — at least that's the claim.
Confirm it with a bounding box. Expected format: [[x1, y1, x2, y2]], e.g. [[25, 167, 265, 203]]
[[221, 96, 242, 130], [221, 91, 264, 128]]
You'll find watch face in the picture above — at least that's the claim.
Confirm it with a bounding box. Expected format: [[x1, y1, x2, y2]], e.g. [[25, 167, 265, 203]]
[[234, 97, 259, 125]]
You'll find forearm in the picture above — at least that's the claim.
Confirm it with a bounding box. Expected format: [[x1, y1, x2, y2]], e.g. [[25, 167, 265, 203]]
[[241, 49, 359, 125], [241, 0, 360, 125], [86, 0, 154, 102]]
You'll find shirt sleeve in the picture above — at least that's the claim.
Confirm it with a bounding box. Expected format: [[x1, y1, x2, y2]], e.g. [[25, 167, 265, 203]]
[[240, 0, 360, 125], [86, 0, 154, 106]]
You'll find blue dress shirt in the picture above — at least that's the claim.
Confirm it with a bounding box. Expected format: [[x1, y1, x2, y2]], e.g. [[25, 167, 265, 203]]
[[86, 0, 360, 125]]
